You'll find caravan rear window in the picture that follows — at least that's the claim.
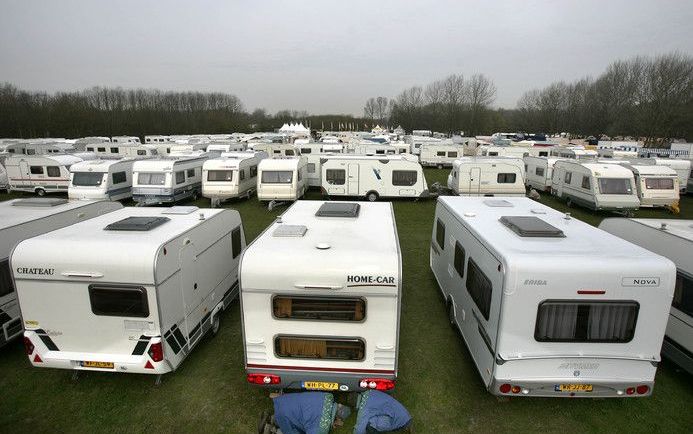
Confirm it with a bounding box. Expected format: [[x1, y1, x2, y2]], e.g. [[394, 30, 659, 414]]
[[138, 172, 165, 185], [273, 296, 365, 321], [73, 172, 104, 186], [535, 301, 639, 342], [497, 173, 516, 183], [112, 171, 126, 184], [89, 285, 149, 318], [275, 336, 365, 361], [261, 171, 293, 184], [645, 178, 674, 190], [598, 178, 632, 194], [392, 170, 417, 186], [207, 170, 233, 182]]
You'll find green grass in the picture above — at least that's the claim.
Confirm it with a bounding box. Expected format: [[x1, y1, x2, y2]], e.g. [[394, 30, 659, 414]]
[[1, 169, 692, 433]]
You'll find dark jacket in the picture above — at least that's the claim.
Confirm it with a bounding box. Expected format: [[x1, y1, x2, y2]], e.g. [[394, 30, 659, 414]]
[[354, 390, 411, 434]]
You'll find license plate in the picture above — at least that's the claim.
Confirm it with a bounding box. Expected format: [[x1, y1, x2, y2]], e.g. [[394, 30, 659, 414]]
[[302, 381, 338, 391], [557, 383, 593, 392], [81, 361, 114, 369]]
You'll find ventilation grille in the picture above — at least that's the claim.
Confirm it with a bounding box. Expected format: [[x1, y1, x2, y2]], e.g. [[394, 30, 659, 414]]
[[315, 202, 360, 218], [105, 216, 170, 231], [273, 225, 308, 237], [484, 199, 513, 208], [162, 206, 198, 215], [499, 216, 565, 238], [12, 198, 68, 207]]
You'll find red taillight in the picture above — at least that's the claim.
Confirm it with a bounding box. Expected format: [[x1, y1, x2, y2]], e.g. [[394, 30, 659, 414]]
[[33, 354, 42, 363], [499, 383, 511, 394], [626, 387, 635, 395], [148, 342, 163, 362], [636, 385, 649, 395], [511, 385, 521, 394], [359, 378, 395, 391], [23, 337, 35, 355], [247, 373, 281, 385]]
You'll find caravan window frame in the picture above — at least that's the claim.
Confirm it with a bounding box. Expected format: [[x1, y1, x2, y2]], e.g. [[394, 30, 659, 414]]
[[232, 226, 242, 259], [392, 170, 417, 186], [535, 167, 545, 177], [645, 177, 675, 190], [30, 166, 44, 175], [112, 171, 127, 184], [274, 335, 365, 361], [435, 219, 445, 250], [46, 166, 61, 178], [497, 173, 517, 184], [207, 170, 233, 182], [272, 295, 367, 322], [0, 259, 14, 297], [88, 284, 149, 318], [465, 258, 492, 320], [325, 169, 346, 185], [454, 241, 465, 278], [175, 171, 185, 184], [581, 175, 591, 190], [674, 271, 693, 317], [261, 170, 293, 184]]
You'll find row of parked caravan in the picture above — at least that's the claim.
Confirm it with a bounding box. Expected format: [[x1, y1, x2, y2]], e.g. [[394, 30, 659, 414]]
[[1, 196, 691, 399]]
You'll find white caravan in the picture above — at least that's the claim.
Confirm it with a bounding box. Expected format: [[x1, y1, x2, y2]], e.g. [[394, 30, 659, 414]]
[[24, 142, 77, 155], [257, 157, 307, 202], [85, 143, 159, 158], [132, 155, 208, 205], [523, 156, 565, 192], [295, 143, 344, 155], [5, 154, 83, 196], [68, 158, 136, 201], [406, 136, 442, 155], [202, 152, 265, 205], [303, 153, 339, 188], [0, 162, 7, 191], [479, 146, 540, 158], [447, 157, 526, 197], [598, 149, 638, 159], [110, 135, 141, 144], [430, 196, 675, 397], [352, 143, 408, 156], [550, 148, 598, 159], [206, 143, 247, 153], [419, 144, 465, 168], [252, 143, 300, 158], [321, 155, 428, 202], [15, 206, 245, 376], [599, 218, 693, 375], [551, 161, 640, 213], [241, 201, 401, 391], [642, 158, 690, 194], [0, 198, 122, 348], [622, 164, 679, 208]]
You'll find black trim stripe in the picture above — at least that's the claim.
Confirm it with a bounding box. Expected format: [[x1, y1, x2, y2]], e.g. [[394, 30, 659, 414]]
[[165, 332, 181, 354], [131, 335, 151, 356], [35, 328, 59, 351], [172, 326, 187, 349]]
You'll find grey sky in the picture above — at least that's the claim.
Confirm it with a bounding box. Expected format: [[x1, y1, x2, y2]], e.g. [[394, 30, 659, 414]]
[[1, 0, 692, 116]]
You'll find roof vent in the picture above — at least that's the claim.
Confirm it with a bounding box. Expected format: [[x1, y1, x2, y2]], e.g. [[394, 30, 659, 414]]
[[484, 199, 513, 207], [273, 224, 307, 237], [499, 216, 565, 238], [105, 216, 170, 231], [315, 202, 360, 218], [162, 206, 199, 215], [12, 198, 68, 207]]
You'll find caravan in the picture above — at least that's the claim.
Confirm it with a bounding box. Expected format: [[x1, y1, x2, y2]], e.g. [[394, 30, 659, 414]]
[[0, 198, 122, 348], [206, 143, 247, 153], [202, 152, 266, 205], [447, 157, 526, 197], [5, 154, 83, 195], [241, 201, 401, 391], [132, 155, 209, 205], [321, 155, 428, 202], [621, 164, 679, 208], [257, 157, 308, 202], [551, 161, 640, 213], [252, 143, 300, 158], [419, 144, 465, 168], [523, 156, 565, 192], [550, 147, 598, 159], [85, 143, 159, 158], [430, 197, 675, 397], [68, 159, 136, 201], [599, 218, 693, 375], [15, 206, 244, 375]]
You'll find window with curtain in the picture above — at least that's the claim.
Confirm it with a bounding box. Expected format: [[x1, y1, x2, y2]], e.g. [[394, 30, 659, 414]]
[[535, 301, 638, 342], [673, 272, 693, 317], [272, 296, 365, 321], [466, 259, 492, 320], [275, 336, 365, 360]]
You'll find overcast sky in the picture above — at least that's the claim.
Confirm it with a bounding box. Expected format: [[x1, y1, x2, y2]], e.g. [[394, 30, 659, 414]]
[[1, 0, 692, 115]]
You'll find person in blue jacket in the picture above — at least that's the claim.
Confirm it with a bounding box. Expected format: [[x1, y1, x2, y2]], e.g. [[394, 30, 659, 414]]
[[353, 390, 412, 434], [266, 392, 352, 434]]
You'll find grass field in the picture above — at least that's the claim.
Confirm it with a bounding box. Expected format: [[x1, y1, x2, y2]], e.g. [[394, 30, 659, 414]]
[[1, 168, 692, 433]]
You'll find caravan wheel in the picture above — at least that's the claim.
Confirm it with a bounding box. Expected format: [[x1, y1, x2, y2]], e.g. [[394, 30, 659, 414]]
[[35, 188, 46, 197], [366, 191, 379, 202], [566, 197, 573, 208], [211, 314, 220, 336]]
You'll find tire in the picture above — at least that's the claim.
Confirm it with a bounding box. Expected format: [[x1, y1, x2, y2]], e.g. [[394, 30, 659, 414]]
[[35, 188, 46, 197], [448, 301, 456, 326], [211, 314, 220, 336], [191, 191, 199, 201], [366, 191, 379, 202], [437, 164, 443, 169]]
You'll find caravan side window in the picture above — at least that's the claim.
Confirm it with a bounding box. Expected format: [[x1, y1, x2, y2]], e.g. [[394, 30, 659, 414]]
[[466, 259, 492, 320], [239, 169, 246, 181], [535, 167, 545, 177], [89, 285, 149, 318], [454, 242, 465, 278], [137, 150, 146, 156], [307, 163, 316, 174], [110, 147, 118, 154], [392, 170, 417, 186], [535, 301, 639, 342], [232, 226, 242, 259], [581, 175, 591, 190], [435, 219, 445, 250], [539, 151, 548, 157], [186, 169, 195, 178], [97, 147, 106, 152], [250, 165, 258, 177], [30, 166, 43, 175], [285, 149, 295, 156], [326, 169, 345, 185], [437, 151, 446, 157], [448, 151, 457, 158], [301, 148, 311, 154], [0, 259, 14, 297], [26, 149, 36, 155], [497, 173, 516, 183], [273, 296, 365, 321], [175, 171, 185, 184], [275, 336, 365, 361], [564, 172, 572, 184], [112, 171, 126, 184], [46, 166, 61, 177], [674, 272, 693, 317]]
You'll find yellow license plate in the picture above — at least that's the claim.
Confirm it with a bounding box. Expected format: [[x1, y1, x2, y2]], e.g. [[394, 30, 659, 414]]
[[81, 361, 114, 369], [558, 383, 593, 392], [302, 381, 338, 391]]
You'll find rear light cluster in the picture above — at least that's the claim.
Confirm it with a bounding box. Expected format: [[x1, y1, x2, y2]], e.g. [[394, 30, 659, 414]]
[[148, 342, 163, 362], [23, 337, 34, 355], [247, 373, 281, 385], [625, 385, 650, 395], [359, 378, 395, 391], [499, 383, 524, 394]]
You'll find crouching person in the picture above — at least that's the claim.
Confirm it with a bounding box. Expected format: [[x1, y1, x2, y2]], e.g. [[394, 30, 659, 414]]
[[263, 392, 352, 434], [354, 390, 412, 434]]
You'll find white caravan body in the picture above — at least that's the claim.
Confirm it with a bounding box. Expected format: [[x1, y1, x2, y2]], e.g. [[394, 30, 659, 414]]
[[599, 218, 693, 375], [0, 198, 122, 347], [479, 146, 542, 158], [407, 136, 442, 155], [523, 156, 565, 191], [352, 143, 409, 156], [68, 159, 136, 201], [24, 143, 77, 155], [252, 143, 300, 158], [6, 154, 83, 195], [551, 161, 640, 212], [144, 135, 173, 144], [447, 157, 526, 197], [132, 155, 208, 205], [257, 157, 308, 201], [202, 152, 265, 203], [419, 144, 465, 168], [85, 143, 159, 158], [295, 143, 344, 155], [15, 206, 245, 375], [206, 143, 247, 153], [0, 163, 7, 190], [110, 136, 141, 144], [598, 149, 638, 159], [241, 201, 401, 391], [430, 196, 675, 397], [641, 158, 690, 194], [550, 148, 598, 159], [321, 155, 428, 201], [303, 153, 340, 188], [622, 164, 679, 208]]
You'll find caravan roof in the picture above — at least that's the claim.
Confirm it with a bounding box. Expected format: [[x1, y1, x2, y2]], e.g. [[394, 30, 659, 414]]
[[0, 199, 109, 230], [259, 157, 302, 169], [562, 161, 634, 177], [70, 158, 132, 172], [133, 155, 207, 171], [627, 219, 693, 242]]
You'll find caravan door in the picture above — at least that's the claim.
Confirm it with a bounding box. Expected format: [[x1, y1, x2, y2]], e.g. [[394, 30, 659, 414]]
[[347, 163, 359, 195], [18, 160, 30, 188], [469, 167, 481, 195]]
